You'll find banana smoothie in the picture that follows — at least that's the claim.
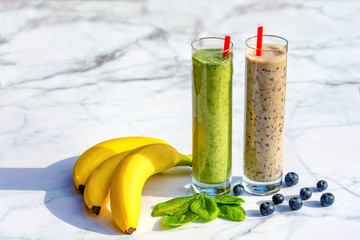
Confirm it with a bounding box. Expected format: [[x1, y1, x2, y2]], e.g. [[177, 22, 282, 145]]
[[243, 37, 288, 194]]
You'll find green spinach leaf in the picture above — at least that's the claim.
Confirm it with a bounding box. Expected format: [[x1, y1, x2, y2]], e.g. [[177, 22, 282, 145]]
[[163, 211, 199, 227], [152, 194, 199, 217], [190, 194, 217, 222], [217, 203, 246, 221], [214, 195, 245, 205]]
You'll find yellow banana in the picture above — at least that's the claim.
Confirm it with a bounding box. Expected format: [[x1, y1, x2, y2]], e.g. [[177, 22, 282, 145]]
[[84, 151, 130, 215], [73, 137, 168, 192], [110, 143, 192, 234]]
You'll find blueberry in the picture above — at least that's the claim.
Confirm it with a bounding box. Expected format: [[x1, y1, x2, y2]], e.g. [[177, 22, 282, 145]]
[[233, 184, 245, 196], [260, 202, 275, 216], [284, 172, 299, 187], [289, 197, 303, 211], [299, 187, 312, 200], [317, 180, 328, 192], [272, 193, 284, 205], [320, 193, 335, 207]]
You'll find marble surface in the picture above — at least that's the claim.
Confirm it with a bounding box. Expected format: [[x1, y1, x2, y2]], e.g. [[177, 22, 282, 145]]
[[1, 0, 360, 239]]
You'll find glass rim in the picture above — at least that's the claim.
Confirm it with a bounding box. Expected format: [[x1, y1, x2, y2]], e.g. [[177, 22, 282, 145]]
[[245, 35, 288, 52], [191, 37, 233, 53]]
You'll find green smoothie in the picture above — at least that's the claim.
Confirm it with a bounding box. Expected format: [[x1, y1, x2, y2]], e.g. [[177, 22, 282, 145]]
[[192, 49, 233, 184]]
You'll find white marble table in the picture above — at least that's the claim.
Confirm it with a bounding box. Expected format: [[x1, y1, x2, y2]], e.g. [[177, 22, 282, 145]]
[[1, 0, 359, 239]]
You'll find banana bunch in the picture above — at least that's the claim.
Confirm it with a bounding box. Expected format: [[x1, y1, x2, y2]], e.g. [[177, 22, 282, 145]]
[[72, 137, 192, 234]]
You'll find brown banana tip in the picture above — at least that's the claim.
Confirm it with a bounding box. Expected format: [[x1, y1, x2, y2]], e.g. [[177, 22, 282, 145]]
[[92, 206, 101, 215], [125, 227, 136, 235], [78, 185, 85, 193]]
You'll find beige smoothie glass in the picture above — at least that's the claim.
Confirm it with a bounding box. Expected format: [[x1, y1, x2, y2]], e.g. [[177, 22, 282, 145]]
[[243, 35, 288, 195]]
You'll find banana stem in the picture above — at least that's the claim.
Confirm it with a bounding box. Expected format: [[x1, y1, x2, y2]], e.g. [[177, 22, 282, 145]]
[[175, 154, 192, 167]]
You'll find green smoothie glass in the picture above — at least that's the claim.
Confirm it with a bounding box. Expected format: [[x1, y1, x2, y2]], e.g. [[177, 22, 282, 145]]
[[191, 37, 233, 196]]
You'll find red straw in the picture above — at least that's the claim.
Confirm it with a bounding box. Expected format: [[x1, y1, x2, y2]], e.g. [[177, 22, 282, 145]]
[[256, 26, 263, 56], [223, 36, 231, 58]]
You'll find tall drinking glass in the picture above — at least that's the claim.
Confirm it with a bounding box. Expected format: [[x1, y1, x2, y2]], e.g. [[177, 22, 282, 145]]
[[243, 35, 288, 195], [191, 37, 233, 196]]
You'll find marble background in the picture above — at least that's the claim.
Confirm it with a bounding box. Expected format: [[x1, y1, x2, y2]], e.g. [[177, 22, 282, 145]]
[[0, 0, 360, 239]]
